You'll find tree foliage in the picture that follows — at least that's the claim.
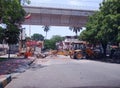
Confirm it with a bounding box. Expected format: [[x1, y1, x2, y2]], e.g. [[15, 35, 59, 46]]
[[44, 35, 64, 50], [0, 0, 26, 45], [80, 12, 101, 43], [0, 27, 5, 43], [0, 0, 27, 58], [80, 0, 120, 56], [31, 33, 44, 41], [5, 25, 20, 44], [99, 0, 120, 43], [42, 25, 50, 39], [69, 26, 82, 36]]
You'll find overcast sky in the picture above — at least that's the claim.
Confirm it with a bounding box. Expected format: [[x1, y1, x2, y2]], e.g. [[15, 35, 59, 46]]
[[23, 0, 103, 39]]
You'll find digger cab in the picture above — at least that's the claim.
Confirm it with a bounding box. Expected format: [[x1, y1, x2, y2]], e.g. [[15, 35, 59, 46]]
[[69, 42, 86, 59]]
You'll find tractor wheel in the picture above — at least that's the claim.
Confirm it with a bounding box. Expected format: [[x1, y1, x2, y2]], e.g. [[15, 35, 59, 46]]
[[76, 52, 83, 59]]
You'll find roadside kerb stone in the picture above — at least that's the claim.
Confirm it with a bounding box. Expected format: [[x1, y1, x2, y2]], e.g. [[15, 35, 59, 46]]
[[0, 75, 11, 88]]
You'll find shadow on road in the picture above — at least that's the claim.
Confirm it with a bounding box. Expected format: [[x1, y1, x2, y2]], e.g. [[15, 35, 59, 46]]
[[88, 57, 120, 64], [30, 64, 47, 71]]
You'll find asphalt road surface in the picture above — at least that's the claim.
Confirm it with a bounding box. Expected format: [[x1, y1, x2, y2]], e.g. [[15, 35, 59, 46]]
[[6, 55, 120, 88]]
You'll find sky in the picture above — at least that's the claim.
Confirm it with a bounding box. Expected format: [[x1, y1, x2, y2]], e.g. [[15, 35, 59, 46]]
[[22, 0, 103, 39]]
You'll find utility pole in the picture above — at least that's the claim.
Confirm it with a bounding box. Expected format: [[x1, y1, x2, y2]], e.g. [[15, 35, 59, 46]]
[[19, 27, 25, 54]]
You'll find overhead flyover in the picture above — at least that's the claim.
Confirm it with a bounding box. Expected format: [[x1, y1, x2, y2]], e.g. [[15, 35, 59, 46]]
[[23, 6, 95, 27]]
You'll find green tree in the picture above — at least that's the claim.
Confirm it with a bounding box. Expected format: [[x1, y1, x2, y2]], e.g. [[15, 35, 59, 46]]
[[44, 35, 64, 50], [0, 0, 26, 58], [99, 0, 120, 43], [80, 0, 120, 56], [31, 33, 44, 41], [44, 39, 54, 50], [42, 25, 50, 39], [98, 0, 120, 55], [80, 11, 101, 43], [69, 26, 82, 36]]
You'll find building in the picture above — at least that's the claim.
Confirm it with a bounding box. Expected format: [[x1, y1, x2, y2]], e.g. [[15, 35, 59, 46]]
[[56, 36, 85, 50]]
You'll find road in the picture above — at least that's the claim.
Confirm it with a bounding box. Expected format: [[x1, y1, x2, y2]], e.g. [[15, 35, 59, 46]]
[[6, 55, 120, 88]]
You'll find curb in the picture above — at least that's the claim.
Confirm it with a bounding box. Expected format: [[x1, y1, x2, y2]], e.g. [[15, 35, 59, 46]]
[[0, 75, 11, 88], [28, 59, 36, 66]]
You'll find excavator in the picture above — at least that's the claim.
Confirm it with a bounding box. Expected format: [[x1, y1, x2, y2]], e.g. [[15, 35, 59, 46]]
[[69, 42, 95, 59]]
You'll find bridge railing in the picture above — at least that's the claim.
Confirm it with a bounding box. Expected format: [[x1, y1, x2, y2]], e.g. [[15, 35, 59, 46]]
[[23, 2, 99, 11]]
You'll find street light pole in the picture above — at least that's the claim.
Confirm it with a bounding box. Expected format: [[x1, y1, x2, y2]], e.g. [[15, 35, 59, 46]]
[[19, 27, 25, 54]]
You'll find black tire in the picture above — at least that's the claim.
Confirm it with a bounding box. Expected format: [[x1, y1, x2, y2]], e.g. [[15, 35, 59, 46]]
[[75, 52, 83, 59]]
